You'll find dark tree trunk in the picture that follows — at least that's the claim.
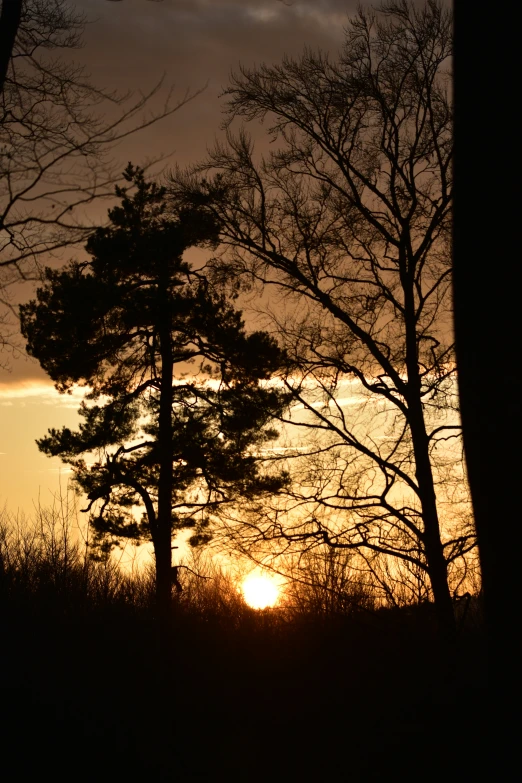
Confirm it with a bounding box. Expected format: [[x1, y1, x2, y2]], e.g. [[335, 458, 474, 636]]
[[0, 0, 22, 95], [409, 398, 456, 644], [154, 270, 175, 616], [403, 253, 456, 644], [453, 6, 519, 764]]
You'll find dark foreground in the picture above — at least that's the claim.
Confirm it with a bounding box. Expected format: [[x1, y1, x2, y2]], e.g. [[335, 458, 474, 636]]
[[1, 599, 490, 783]]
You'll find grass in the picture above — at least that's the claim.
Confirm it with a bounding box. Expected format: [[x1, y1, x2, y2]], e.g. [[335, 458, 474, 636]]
[[0, 504, 487, 781]]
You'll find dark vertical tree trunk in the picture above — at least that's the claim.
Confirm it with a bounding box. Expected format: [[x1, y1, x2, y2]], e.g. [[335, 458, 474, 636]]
[[408, 398, 456, 644], [453, 6, 519, 768], [403, 250, 456, 644], [155, 268, 174, 616], [0, 0, 22, 95]]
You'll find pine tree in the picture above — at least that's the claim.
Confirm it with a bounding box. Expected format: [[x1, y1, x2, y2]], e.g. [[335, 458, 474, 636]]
[[20, 166, 289, 611]]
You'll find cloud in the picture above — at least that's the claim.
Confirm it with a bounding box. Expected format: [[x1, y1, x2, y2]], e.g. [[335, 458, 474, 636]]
[[0, 380, 86, 406], [290, 395, 361, 412], [76, 0, 352, 123]]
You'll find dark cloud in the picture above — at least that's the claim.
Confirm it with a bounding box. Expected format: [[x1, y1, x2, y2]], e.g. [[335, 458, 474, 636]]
[[68, 0, 452, 170], [73, 0, 355, 163]]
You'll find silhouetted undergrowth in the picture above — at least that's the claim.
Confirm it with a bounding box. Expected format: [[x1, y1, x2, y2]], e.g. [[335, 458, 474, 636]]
[[0, 504, 154, 617], [0, 504, 487, 781]]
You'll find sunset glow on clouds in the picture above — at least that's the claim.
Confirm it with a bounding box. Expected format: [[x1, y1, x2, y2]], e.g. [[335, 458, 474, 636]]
[[0, 381, 85, 405]]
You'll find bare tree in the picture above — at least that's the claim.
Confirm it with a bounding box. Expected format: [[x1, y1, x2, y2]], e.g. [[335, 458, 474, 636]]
[[0, 0, 197, 297], [171, 1, 472, 641]]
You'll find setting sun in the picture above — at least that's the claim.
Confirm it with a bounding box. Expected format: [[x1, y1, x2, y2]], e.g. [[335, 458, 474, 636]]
[[242, 575, 279, 609]]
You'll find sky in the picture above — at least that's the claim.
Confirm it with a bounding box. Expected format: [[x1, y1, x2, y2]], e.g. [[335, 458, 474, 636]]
[[0, 0, 357, 515]]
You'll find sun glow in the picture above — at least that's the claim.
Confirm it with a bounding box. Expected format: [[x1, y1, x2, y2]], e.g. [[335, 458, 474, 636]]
[[242, 574, 279, 610]]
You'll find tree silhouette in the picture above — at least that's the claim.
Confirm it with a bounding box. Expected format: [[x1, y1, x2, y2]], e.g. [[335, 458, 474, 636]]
[[171, 1, 466, 641], [20, 166, 289, 611], [453, 2, 519, 760]]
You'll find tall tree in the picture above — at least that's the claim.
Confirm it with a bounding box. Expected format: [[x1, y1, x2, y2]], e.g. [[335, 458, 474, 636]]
[[171, 1, 468, 640], [453, 0, 519, 752], [20, 167, 289, 611]]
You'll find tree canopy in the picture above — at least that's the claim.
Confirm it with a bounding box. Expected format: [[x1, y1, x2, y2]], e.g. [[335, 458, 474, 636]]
[[170, 0, 471, 640], [20, 166, 289, 606]]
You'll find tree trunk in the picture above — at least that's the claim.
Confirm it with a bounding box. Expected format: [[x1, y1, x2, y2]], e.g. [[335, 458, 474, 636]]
[[154, 270, 175, 616], [409, 402, 457, 644], [453, 7, 519, 771], [155, 529, 173, 613], [402, 252, 456, 644], [0, 0, 22, 95]]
